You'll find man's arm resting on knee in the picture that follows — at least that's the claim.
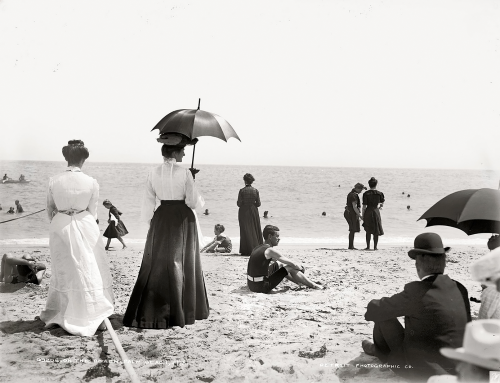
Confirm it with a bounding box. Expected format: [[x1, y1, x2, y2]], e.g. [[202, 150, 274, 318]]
[[365, 286, 417, 322], [265, 248, 302, 271], [4, 254, 34, 267]]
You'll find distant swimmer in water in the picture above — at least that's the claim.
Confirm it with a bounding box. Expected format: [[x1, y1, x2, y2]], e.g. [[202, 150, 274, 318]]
[[402, 191, 405, 194], [322, 212, 326, 216], [15, 200, 23, 213], [263, 211, 269, 218], [7, 207, 15, 214], [204, 209, 209, 215], [0, 203, 2, 211], [407, 194, 411, 198], [407, 205, 411, 211]]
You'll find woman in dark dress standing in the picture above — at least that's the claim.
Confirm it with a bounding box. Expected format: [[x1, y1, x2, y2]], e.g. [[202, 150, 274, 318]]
[[123, 138, 209, 329], [237, 173, 263, 255], [362, 177, 385, 250]]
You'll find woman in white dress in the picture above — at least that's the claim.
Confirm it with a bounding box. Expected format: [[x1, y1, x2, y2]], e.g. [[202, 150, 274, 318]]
[[123, 141, 209, 329], [40, 140, 114, 336]]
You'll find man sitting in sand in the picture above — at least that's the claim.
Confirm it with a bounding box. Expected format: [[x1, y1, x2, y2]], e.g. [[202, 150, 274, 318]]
[[362, 233, 471, 381], [0, 253, 46, 285], [246, 225, 323, 293]]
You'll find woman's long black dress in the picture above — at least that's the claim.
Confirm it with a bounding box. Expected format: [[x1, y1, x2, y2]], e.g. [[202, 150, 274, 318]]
[[362, 190, 385, 236], [123, 160, 209, 329], [237, 185, 263, 255]]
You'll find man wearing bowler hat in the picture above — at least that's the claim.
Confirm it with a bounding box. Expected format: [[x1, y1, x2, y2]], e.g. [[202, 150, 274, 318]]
[[361, 233, 471, 381]]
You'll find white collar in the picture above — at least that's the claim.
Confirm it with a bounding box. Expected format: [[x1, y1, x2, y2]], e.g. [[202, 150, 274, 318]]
[[421, 274, 442, 281], [163, 158, 177, 165], [66, 166, 81, 172]]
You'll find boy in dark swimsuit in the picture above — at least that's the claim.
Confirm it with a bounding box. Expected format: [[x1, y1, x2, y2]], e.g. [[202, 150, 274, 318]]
[[246, 225, 323, 293]]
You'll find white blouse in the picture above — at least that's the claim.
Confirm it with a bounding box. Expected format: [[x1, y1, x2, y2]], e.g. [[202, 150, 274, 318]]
[[140, 158, 205, 223], [46, 167, 99, 221]]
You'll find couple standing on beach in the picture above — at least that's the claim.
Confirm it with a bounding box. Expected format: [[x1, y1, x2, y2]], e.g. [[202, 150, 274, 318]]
[[344, 177, 385, 250], [39, 138, 209, 336]]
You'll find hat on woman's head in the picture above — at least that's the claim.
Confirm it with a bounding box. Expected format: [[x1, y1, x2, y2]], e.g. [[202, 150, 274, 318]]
[[440, 320, 500, 371], [103, 199, 112, 206], [408, 232, 450, 259], [354, 183, 367, 190], [156, 133, 198, 146], [471, 247, 500, 286]]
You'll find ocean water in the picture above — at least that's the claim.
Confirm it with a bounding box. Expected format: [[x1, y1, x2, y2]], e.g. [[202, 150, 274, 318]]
[[0, 160, 499, 247]]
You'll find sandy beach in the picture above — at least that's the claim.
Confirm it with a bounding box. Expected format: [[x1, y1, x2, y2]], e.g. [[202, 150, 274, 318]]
[[0, 243, 485, 383]]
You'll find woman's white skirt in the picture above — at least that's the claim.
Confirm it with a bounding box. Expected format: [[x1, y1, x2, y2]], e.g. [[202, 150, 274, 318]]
[[40, 211, 114, 336]]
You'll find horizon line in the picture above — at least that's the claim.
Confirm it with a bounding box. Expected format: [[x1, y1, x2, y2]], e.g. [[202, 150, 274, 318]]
[[0, 159, 498, 172]]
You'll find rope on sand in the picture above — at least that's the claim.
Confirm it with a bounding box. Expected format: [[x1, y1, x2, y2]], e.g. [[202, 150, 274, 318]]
[[0, 209, 46, 224], [103, 318, 141, 383]]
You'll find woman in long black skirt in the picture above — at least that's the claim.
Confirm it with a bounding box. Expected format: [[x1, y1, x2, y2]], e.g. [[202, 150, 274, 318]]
[[362, 177, 385, 250], [123, 142, 209, 329], [237, 173, 263, 255]]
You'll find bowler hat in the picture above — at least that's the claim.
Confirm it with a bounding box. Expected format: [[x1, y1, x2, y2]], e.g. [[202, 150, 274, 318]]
[[408, 233, 450, 259], [440, 319, 500, 371]]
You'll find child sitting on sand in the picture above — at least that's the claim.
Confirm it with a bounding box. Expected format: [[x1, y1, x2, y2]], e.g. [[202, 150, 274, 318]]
[[201, 224, 232, 253]]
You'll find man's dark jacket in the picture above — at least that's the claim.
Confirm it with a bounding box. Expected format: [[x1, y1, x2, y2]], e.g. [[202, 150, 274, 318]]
[[365, 274, 471, 379]]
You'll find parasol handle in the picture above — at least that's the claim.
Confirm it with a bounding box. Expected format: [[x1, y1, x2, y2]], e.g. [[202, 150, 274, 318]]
[[197, 98, 200, 110], [191, 143, 196, 169]]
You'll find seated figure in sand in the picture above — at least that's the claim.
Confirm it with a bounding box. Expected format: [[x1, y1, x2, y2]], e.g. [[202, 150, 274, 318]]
[[201, 224, 232, 253], [427, 319, 500, 383], [246, 224, 323, 293], [0, 253, 46, 285], [470, 235, 500, 319], [362, 233, 471, 381]]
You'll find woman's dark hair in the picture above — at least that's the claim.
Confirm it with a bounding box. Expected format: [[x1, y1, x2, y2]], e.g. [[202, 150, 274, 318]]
[[368, 177, 378, 188], [243, 173, 255, 185], [161, 144, 184, 158], [263, 225, 279, 240], [214, 224, 225, 233], [62, 140, 89, 164]]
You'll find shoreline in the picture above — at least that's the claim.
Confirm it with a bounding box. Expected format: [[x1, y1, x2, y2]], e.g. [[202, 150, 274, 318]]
[[0, 237, 491, 249]]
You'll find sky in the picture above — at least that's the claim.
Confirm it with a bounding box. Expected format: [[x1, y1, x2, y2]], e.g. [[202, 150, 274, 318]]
[[1, 0, 499, 169]]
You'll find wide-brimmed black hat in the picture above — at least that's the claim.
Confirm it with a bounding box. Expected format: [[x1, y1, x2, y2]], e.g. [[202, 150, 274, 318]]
[[157, 132, 198, 146], [408, 232, 451, 259]]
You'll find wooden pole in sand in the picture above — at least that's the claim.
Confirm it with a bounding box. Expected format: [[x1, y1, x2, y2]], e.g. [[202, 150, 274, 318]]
[[103, 318, 141, 383]]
